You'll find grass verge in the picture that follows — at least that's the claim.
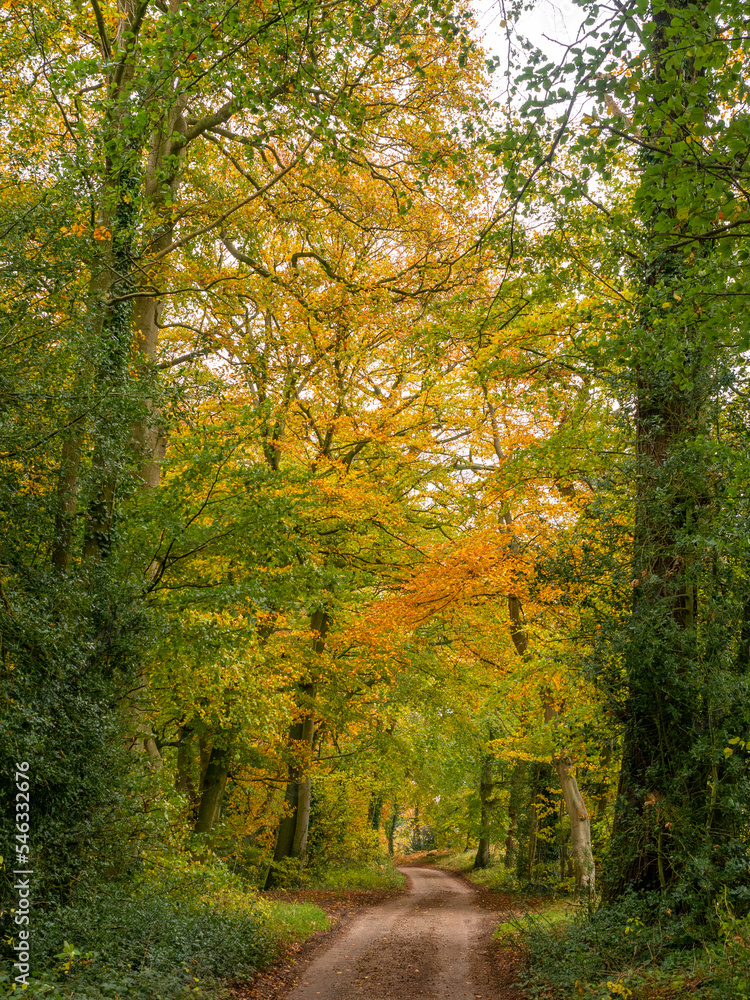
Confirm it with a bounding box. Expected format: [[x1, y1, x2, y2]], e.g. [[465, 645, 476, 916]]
[[308, 857, 405, 891], [439, 849, 533, 896]]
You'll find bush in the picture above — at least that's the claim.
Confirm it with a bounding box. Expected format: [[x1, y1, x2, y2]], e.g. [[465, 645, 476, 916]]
[[0, 571, 158, 909], [439, 850, 477, 873], [518, 891, 750, 1000], [3, 856, 327, 999]]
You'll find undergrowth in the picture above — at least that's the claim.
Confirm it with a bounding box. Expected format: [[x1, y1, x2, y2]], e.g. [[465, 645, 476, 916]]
[[265, 852, 405, 891], [440, 851, 750, 999], [2, 854, 328, 999], [511, 892, 750, 1000], [309, 857, 405, 891], [441, 850, 529, 895]]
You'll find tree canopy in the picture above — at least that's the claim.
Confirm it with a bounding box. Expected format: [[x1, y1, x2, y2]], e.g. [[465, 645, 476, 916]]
[[2, 0, 750, 996]]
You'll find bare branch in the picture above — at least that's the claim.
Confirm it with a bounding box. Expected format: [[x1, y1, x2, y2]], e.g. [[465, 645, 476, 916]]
[[144, 138, 314, 265], [154, 347, 216, 370], [221, 234, 270, 277]]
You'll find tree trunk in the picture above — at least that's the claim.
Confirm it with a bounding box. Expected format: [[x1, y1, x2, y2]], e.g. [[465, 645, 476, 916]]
[[266, 610, 328, 887], [474, 753, 493, 869], [527, 793, 538, 881], [291, 711, 316, 860], [51, 434, 84, 573], [504, 762, 524, 870], [560, 836, 569, 883], [269, 775, 299, 872], [604, 1, 709, 901], [554, 757, 594, 891], [264, 707, 315, 886], [368, 793, 384, 831], [265, 702, 311, 886], [386, 802, 399, 856], [54, 42, 188, 569], [176, 723, 199, 813], [198, 733, 212, 792], [193, 743, 231, 834]]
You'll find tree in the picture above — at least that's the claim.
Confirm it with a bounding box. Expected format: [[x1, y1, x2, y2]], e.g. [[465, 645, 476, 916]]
[[493, 0, 750, 909], [0, 0, 483, 896]]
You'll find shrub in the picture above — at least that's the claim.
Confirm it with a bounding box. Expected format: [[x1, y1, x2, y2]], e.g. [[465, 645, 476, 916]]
[[4, 855, 327, 1000], [518, 891, 750, 1000]]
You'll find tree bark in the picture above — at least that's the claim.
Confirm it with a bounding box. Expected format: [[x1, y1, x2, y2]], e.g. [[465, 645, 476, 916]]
[[386, 802, 399, 855], [198, 733, 212, 792], [265, 609, 328, 887], [527, 789, 538, 881], [560, 836, 569, 883], [128, 94, 188, 489], [474, 752, 493, 869], [264, 692, 315, 887], [176, 723, 199, 813], [553, 756, 594, 891], [51, 434, 84, 573], [604, 0, 709, 901], [504, 762, 524, 870], [291, 710, 316, 860], [193, 743, 232, 834], [269, 774, 300, 870], [368, 793, 384, 831]]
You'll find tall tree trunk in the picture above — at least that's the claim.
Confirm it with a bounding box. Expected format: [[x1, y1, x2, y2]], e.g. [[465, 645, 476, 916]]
[[265, 609, 329, 887], [198, 733, 212, 792], [291, 709, 316, 860], [553, 755, 593, 891], [264, 688, 315, 887], [128, 96, 188, 490], [560, 834, 569, 883], [269, 772, 300, 869], [386, 802, 399, 856], [51, 21, 189, 573], [368, 793, 384, 832], [527, 783, 539, 881], [48, 23, 137, 573], [604, 0, 709, 901], [176, 723, 199, 815], [474, 752, 493, 869], [410, 803, 420, 850], [504, 762, 524, 870], [193, 743, 232, 834], [51, 434, 84, 573]]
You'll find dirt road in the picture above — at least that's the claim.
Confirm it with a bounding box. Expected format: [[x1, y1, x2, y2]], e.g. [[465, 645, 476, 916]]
[[285, 867, 519, 1000]]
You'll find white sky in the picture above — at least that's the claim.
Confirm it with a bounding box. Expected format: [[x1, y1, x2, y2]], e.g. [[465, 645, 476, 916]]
[[473, 0, 586, 64]]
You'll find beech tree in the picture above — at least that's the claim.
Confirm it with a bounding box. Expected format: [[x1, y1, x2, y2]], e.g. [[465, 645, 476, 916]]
[[0, 0, 482, 894], [4, 0, 750, 944]]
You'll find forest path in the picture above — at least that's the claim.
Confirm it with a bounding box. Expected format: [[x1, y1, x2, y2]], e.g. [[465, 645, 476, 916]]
[[285, 866, 522, 1000]]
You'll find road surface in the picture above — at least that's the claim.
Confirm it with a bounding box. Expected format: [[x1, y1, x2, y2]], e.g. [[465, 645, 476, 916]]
[[286, 866, 516, 1000]]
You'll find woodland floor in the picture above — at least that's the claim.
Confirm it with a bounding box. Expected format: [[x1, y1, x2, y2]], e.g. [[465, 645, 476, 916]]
[[229, 866, 528, 1000]]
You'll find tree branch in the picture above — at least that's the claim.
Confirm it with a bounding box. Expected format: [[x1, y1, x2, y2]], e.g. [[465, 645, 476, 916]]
[[144, 138, 314, 265], [89, 0, 112, 60]]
